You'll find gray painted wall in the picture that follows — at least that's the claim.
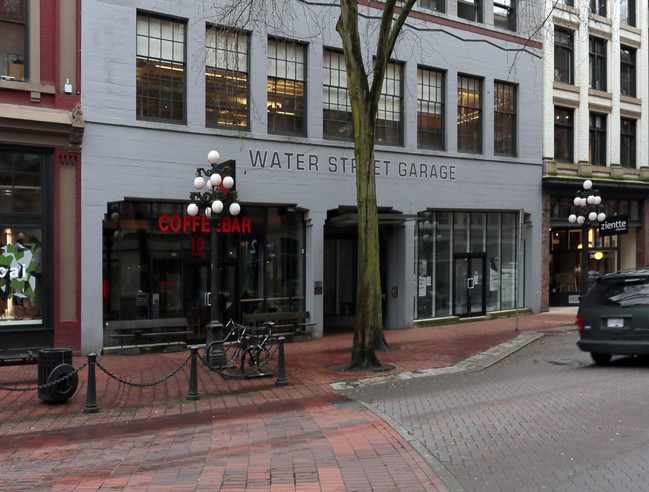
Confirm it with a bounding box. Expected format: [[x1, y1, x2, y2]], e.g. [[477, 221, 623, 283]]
[[81, 0, 543, 353]]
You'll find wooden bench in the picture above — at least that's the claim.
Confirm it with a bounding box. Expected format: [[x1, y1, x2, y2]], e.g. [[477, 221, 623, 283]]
[[104, 318, 191, 354], [243, 311, 315, 340]]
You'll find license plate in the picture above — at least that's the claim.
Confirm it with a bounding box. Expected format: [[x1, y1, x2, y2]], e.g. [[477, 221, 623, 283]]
[[607, 318, 625, 328]]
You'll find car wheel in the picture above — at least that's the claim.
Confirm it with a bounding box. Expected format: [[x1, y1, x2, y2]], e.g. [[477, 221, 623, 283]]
[[591, 352, 612, 364]]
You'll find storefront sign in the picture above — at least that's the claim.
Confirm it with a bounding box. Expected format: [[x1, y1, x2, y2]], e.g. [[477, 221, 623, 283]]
[[0, 244, 36, 299], [158, 215, 252, 233], [248, 149, 457, 180], [599, 215, 628, 236]]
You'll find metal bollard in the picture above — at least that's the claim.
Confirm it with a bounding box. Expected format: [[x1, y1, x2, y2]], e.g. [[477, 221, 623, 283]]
[[275, 337, 288, 386], [82, 353, 99, 414], [187, 346, 200, 401]]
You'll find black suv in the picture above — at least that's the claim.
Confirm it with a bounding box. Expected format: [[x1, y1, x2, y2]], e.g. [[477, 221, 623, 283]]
[[577, 268, 649, 364]]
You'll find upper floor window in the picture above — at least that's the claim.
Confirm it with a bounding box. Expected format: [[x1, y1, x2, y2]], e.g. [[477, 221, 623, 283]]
[[267, 39, 306, 136], [494, 82, 516, 156], [589, 37, 606, 92], [620, 118, 636, 169], [620, 46, 636, 98], [556, 0, 574, 5], [376, 62, 403, 145], [554, 28, 573, 84], [590, 0, 606, 16], [458, 0, 482, 23], [620, 0, 635, 26], [494, 0, 515, 31], [0, 0, 26, 82], [554, 107, 573, 163], [457, 75, 482, 153], [417, 67, 444, 149], [323, 49, 353, 141], [136, 13, 186, 122], [417, 0, 444, 12], [589, 113, 606, 166], [205, 27, 249, 129]]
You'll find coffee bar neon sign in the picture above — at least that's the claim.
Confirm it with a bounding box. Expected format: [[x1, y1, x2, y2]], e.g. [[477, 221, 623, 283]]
[[158, 215, 251, 234]]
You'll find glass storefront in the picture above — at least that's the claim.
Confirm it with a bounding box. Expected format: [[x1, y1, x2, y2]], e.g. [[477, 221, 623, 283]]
[[415, 210, 522, 319], [103, 200, 305, 340], [0, 148, 53, 353]]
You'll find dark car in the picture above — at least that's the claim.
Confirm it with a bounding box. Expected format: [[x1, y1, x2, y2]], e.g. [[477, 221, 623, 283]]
[[577, 268, 649, 364]]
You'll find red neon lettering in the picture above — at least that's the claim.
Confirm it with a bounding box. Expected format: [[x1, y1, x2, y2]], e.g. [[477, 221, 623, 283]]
[[201, 217, 210, 232], [221, 217, 231, 233], [183, 215, 191, 232], [230, 218, 241, 233], [159, 215, 169, 231], [169, 215, 181, 232], [242, 217, 251, 233]]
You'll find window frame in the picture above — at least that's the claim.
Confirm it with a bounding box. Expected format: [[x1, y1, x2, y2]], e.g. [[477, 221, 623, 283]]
[[620, 0, 635, 26], [205, 26, 250, 130], [620, 45, 636, 98], [267, 38, 307, 137], [376, 61, 404, 146], [417, 0, 445, 12], [494, 81, 516, 157], [588, 36, 607, 92], [0, 0, 27, 82], [589, 112, 607, 166], [590, 0, 606, 16], [417, 66, 445, 150], [554, 107, 574, 163], [457, 0, 482, 23], [323, 48, 353, 141], [494, 0, 515, 31], [620, 117, 636, 169], [136, 12, 187, 123], [457, 75, 482, 154], [554, 28, 574, 85]]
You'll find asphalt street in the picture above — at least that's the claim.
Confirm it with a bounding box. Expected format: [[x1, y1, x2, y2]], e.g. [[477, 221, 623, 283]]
[[338, 330, 649, 492]]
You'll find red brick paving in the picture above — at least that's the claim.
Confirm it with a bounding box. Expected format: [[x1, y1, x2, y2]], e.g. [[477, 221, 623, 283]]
[[0, 312, 575, 491]]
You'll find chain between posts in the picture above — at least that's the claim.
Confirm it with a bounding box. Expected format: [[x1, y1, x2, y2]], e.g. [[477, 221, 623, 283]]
[[0, 361, 88, 392], [95, 355, 192, 387]]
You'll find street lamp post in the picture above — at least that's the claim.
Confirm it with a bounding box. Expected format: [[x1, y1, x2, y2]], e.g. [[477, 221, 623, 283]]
[[568, 179, 606, 296], [187, 150, 240, 361]]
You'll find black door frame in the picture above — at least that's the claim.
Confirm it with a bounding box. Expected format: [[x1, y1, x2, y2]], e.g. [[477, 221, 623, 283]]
[[453, 252, 487, 317]]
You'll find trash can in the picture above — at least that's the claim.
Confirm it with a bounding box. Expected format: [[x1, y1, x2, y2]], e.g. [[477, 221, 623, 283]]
[[38, 348, 78, 403]]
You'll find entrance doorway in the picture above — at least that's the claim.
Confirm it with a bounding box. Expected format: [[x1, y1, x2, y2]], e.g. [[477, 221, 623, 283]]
[[183, 261, 239, 342], [454, 253, 486, 317]]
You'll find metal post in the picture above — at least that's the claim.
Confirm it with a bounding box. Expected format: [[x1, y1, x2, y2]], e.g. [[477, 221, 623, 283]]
[[581, 224, 590, 297], [187, 345, 200, 401], [275, 337, 289, 386], [82, 352, 99, 414], [206, 219, 225, 364]]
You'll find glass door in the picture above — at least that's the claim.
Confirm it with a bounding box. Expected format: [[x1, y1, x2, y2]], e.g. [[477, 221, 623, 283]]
[[454, 254, 486, 317], [183, 261, 238, 342]]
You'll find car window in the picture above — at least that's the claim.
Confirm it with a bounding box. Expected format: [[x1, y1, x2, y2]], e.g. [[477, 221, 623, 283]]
[[588, 278, 649, 307]]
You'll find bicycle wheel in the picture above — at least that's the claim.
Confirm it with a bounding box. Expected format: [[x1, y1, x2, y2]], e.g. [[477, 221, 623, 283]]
[[257, 337, 279, 374], [217, 341, 244, 378], [241, 345, 264, 377]]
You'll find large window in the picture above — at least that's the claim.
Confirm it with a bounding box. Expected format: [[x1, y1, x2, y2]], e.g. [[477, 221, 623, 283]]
[[589, 37, 607, 92], [554, 107, 573, 163], [376, 62, 403, 145], [494, 82, 516, 156], [417, 67, 444, 149], [620, 46, 636, 98], [554, 28, 573, 84], [205, 27, 249, 129], [620, 0, 635, 26], [0, 0, 25, 81], [136, 13, 186, 122], [267, 39, 306, 136], [589, 113, 606, 166], [323, 49, 353, 141], [458, 0, 482, 23], [457, 75, 482, 153], [620, 118, 636, 169], [590, 0, 606, 16], [494, 0, 515, 31]]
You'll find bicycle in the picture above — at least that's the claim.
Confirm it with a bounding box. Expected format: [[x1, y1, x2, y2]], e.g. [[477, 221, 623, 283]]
[[205, 319, 279, 379]]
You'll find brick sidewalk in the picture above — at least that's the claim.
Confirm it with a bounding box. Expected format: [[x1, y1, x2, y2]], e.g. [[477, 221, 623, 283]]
[[0, 312, 576, 491]]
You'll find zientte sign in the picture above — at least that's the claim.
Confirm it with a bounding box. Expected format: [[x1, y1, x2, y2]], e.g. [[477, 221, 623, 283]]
[[599, 215, 628, 236]]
